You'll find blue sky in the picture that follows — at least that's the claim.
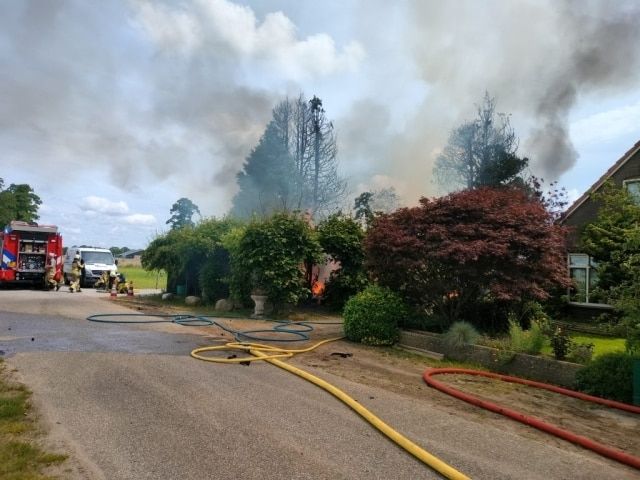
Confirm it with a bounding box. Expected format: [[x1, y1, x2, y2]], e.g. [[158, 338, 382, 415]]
[[1, 0, 639, 248]]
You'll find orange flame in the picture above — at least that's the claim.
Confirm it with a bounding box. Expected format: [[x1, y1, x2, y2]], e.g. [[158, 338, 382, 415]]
[[312, 281, 325, 297]]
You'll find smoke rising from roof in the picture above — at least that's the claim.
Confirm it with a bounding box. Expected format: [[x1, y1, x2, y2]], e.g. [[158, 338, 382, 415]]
[[0, 0, 362, 214], [395, 0, 640, 190], [1, 0, 639, 224]]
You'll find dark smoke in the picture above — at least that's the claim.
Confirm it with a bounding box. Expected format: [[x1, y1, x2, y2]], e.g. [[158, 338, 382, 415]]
[[398, 0, 640, 193], [1, 0, 639, 217]]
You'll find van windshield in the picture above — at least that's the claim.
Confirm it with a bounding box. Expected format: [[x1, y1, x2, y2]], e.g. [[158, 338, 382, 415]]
[[81, 252, 114, 264]]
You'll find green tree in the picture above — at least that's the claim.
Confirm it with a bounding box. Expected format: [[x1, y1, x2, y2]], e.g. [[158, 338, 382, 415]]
[[231, 121, 296, 217], [0, 190, 16, 227], [8, 184, 42, 222], [233, 213, 322, 311], [434, 93, 528, 191], [0, 179, 42, 226], [317, 213, 368, 308], [166, 197, 201, 230], [353, 192, 374, 228], [232, 94, 346, 219], [581, 182, 640, 336], [143, 217, 241, 298], [195, 218, 244, 302], [582, 181, 640, 293]]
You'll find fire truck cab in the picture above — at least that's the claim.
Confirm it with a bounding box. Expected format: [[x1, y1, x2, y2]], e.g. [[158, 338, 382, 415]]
[[0, 221, 63, 287]]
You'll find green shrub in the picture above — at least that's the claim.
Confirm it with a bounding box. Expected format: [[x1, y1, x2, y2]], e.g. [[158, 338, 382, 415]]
[[550, 326, 572, 360], [568, 343, 595, 364], [143, 217, 241, 297], [486, 337, 517, 365], [506, 318, 545, 355], [317, 214, 367, 309], [443, 321, 480, 349], [234, 213, 322, 311], [520, 301, 550, 327], [626, 326, 640, 354], [199, 250, 231, 303], [343, 285, 407, 346], [323, 269, 369, 310], [527, 320, 547, 354], [574, 352, 639, 403], [507, 318, 525, 351]]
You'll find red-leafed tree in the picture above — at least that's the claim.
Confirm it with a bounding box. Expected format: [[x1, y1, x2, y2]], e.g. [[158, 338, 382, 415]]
[[365, 187, 570, 330]]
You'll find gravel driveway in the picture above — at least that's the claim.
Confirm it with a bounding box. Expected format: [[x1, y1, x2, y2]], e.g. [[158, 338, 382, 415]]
[[0, 288, 637, 479]]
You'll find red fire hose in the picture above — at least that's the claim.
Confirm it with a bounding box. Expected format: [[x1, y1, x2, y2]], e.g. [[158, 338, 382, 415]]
[[423, 368, 640, 470]]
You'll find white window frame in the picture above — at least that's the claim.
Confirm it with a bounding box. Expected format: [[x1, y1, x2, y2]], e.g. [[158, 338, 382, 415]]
[[623, 178, 640, 204], [567, 253, 599, 304]]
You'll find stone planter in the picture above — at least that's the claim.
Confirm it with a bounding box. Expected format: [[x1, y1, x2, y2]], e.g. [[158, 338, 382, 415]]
[[250, 294, 268, 318]]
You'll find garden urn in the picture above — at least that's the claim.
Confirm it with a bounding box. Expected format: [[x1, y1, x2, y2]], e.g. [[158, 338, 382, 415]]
[[250, 292, 268, 318]]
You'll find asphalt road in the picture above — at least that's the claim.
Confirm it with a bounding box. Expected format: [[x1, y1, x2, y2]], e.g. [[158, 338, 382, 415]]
[[0, 288, 637, 480]]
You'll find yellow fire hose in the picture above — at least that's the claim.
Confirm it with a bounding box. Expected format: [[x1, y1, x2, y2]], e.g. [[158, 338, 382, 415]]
[[191, 339, 470, 480]]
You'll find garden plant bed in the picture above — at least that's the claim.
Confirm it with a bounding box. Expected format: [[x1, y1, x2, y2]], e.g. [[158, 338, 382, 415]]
[[399, 330, 583, 387], [112, 295, 640, 467]]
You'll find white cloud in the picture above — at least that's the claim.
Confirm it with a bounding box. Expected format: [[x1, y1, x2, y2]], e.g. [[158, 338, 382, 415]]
[[570, 100, 640, 147], [133, 0, 365, 79], [123, 214, 156, 226], [82, 196, 129, 215]]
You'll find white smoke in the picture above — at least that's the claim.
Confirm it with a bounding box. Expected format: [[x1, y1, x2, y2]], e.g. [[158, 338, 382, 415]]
[[1, 0, 639, 223]]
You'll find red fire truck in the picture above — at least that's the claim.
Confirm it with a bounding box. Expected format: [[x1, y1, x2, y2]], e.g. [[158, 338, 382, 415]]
[[0, 221, 63, 287]]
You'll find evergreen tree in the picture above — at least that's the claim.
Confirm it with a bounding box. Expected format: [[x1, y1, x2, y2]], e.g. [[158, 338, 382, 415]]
[[434, 93, 528, 191], [231, 94, 346, 219], [231, 121, 295, 217], [166, 197, 200, 230]]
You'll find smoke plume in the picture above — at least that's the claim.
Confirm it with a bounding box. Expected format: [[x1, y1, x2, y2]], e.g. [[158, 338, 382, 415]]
[[397, 0, 640, 188], [1, 0, 639, 221]]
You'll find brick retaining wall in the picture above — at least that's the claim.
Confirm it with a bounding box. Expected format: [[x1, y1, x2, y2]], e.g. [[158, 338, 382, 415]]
[[399, 330, 583, 388]]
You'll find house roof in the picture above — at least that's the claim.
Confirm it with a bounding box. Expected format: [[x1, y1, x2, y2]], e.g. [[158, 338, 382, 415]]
[[116, 248, 145, 258], [561, 138, 640, 223]]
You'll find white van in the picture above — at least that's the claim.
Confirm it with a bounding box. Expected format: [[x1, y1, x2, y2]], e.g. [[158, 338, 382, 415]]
[[63, 247, 117, 287]]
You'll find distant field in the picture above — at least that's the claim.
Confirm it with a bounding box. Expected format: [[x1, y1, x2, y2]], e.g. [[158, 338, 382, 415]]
[[118, 266, 167, 290]]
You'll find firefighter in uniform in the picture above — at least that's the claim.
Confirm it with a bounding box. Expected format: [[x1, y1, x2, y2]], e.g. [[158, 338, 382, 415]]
[[45, 252, 61, 291], [109, 269, 128, 293], [69, 254, 84, 293], [95, 270, 110, 290]]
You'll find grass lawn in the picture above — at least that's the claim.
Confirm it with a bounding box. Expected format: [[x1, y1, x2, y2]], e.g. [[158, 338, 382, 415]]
[[0, 360, 67, 478], [541, 333, 626, 358], [118, 266, 167, 290]]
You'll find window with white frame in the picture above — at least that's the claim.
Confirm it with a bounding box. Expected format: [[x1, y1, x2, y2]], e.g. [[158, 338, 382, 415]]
[[623, 178, 640, 204], [568, 253, 599, 303]]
